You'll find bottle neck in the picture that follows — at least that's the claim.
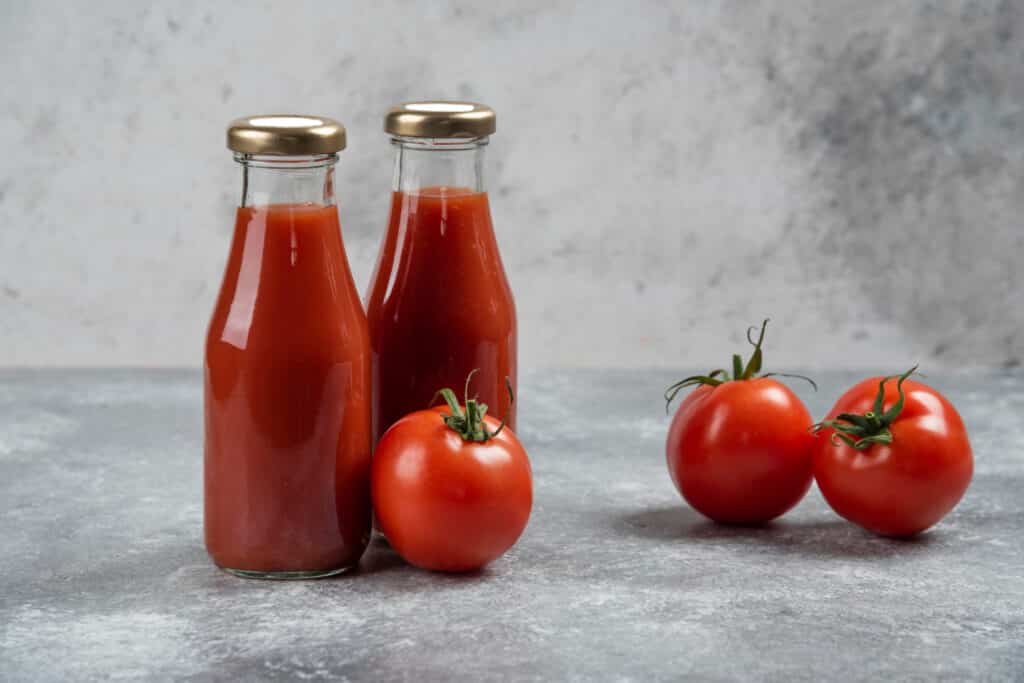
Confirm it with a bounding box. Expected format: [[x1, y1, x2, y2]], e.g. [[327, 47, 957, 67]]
[[391, 137, 487, 194], [235, 153, 337, 208]]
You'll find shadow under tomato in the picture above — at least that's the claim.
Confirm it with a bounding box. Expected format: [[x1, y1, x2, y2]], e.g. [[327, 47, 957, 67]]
[[353, 538, 407, 576], [354, 536, 490, 580], [613, 504, 939, 559]]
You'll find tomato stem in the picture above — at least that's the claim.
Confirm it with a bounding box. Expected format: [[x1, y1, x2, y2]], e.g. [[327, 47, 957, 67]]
[[811, 366, 918, 450], [432, 369, 514, 443], [664, 319, 816, 412]]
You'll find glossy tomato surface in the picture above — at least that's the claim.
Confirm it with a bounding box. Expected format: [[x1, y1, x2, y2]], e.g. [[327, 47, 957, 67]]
[[666, 378, 815, 524], [372, 407, 532, 572], [813, 377, 973, 537]]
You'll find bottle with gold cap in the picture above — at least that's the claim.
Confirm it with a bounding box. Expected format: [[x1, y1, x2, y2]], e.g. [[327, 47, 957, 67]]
[[205, 115, 372, 578], [366, 101, 517, 441]]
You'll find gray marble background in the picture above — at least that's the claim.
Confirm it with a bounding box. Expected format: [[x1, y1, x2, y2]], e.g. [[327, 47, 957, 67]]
[[1, 1, 1021, 369]]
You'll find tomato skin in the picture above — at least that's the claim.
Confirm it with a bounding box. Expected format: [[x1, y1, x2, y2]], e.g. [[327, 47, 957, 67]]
[[371, 407, 532, 572], [813, 377, 973, 537], [666, 378, 815, 524]]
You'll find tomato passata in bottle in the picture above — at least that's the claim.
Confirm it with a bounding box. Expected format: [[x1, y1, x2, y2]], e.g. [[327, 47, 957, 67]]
[[205, 116, 372, 578], [367, 102, 517, 441]]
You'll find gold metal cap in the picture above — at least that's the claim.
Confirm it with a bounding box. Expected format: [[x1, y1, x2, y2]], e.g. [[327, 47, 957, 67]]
[[384, 101, 496, 138], [226, 115, 347, 154]]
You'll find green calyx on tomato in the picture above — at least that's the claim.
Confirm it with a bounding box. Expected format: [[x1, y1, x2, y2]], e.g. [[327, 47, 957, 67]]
[[811, 365, 918, 450], [664, 319, 816, 412], [433, 369, 514, 443]]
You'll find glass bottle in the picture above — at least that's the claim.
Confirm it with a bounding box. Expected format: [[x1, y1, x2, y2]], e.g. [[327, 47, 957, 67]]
[[366, 102, 517, 442], [205, 115, 371, 579]]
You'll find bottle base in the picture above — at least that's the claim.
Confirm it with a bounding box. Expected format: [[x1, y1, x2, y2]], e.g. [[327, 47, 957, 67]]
[[220, 565, 354, 580]]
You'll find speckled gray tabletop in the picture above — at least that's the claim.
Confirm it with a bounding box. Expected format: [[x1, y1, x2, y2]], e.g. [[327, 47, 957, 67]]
[[1, 369, 1022, 681]]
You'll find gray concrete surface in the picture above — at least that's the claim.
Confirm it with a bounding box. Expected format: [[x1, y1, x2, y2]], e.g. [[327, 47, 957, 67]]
[[2, 2, 1024, 370], [1, 368, 1021, 681]]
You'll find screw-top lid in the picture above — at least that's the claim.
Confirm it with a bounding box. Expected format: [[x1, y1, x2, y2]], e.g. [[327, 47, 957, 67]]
[[227, 115, 347, 154], [384, 101, 496, 138]]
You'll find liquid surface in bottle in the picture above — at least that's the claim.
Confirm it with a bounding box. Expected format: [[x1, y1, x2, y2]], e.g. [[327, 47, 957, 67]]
[[367, 187, 517, 442], [205, 204, 371, 573]]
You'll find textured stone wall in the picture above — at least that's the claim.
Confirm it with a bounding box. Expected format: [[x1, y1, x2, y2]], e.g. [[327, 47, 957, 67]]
[[1, 1, 1020, 369]]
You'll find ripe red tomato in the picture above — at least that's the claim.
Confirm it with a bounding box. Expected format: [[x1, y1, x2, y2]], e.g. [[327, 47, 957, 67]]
[[667, 379, 815, 523], [813, 369, 973, 537], [665, 321, 815, 524], [372, 381, 532, 573]]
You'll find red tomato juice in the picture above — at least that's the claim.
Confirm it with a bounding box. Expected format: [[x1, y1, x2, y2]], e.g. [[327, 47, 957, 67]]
[[205, 204, 371, 574], [367, 188, 517, 442]]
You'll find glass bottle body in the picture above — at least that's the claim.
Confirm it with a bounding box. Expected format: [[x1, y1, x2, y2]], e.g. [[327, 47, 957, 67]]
[[366, 137, 517, 442], [204, 153, 372, 578]]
